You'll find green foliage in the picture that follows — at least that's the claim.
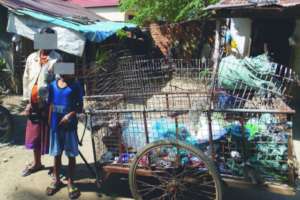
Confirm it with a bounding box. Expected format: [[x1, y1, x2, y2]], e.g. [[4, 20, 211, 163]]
[[0, 58, 6, 71], [120, 0, 218, 25], [95, 50, 109, 67], [199, 68, 210, 79], [116, 29, 128, 40]]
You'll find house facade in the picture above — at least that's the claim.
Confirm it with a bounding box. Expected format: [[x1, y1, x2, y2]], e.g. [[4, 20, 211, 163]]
[[208, 0, 300, 69], [68, 0, 133, 22]]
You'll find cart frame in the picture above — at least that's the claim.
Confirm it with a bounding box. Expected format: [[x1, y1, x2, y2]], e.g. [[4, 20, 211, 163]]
[[83, 55, 298, 199]]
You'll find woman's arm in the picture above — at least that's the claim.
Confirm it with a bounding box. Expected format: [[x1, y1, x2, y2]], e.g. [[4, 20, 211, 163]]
[[20, 57, 32, 115], [22, 56, 32, 102]]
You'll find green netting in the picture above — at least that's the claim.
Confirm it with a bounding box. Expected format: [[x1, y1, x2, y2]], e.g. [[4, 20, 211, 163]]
[[222, 114, 291, 183], [218, 54, 276, 91]]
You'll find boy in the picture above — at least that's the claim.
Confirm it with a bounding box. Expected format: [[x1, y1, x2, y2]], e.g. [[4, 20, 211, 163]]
[[46, 73, 83, 199]]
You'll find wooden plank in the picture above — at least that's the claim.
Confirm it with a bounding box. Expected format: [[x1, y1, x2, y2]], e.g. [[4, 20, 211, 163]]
[[103, 165, 154, 177]]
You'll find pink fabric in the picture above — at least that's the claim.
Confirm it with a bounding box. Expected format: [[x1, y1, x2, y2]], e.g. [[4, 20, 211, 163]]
[[68, 0, 119, 8], [25, 119, 49, 155]]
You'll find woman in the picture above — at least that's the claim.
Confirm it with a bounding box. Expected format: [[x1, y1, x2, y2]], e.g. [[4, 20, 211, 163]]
[[21, 27, 62, 176]]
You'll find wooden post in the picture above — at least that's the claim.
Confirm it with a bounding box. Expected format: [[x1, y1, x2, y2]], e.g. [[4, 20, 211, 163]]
[[288, 115, 295, 185], [90, 113, 102, 189], [212, 20, 221, 73], [207, 19, 221, 160], [240, 117, 248, 162], [207, 112, 215, 159], [143, 111, 150, 144], [209, 19, 221, 106]]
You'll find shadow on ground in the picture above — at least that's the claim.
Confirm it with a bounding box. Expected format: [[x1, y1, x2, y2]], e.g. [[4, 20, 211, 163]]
[[10, 114, 26, 145], [74, 163, 132, 198], [73, 163, 300, 200], [84, 174, 300, 200], [0, 113, 26, 146]]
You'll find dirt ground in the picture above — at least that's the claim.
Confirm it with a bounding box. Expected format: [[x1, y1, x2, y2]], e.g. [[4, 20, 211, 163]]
[[0, 96, 300, 200], [0, 96, 133, 200]]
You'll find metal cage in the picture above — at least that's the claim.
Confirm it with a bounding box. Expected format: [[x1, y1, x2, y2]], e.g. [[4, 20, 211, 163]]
[[84, 56, 298, 199]]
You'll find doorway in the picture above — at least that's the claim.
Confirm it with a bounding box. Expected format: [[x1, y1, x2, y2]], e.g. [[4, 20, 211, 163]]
[[250, 18, 295, 66]]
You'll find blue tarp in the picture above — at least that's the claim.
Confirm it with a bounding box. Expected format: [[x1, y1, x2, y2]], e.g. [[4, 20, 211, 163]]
[[16, 9, 136, 43]]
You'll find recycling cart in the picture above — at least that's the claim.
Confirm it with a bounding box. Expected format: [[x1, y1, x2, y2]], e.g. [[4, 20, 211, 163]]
[[84, 55, 298, 200]]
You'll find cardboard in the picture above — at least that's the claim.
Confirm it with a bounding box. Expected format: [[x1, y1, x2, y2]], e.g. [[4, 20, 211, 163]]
[[34, 33, 57, 50], [53, 63, 75, 75]]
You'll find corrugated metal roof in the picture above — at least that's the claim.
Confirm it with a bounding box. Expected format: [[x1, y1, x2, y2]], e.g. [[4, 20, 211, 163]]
[[207, 0, 300, 10], [0, 0, 105, 23], [68, 0, 119, 8]]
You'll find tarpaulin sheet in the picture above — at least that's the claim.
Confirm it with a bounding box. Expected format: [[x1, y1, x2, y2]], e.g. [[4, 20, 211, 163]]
[[16, 9, 136, 43]]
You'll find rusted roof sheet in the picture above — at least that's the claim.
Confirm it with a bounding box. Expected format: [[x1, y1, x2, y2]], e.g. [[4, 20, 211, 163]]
[[0, 0, 104, 23], [207, 0, 300, 10], [68, 0, 119, 8]]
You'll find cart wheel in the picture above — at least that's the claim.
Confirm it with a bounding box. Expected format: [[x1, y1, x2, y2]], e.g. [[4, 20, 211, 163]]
[[0, 105, 12, 142], [129, 140, 222, 200]]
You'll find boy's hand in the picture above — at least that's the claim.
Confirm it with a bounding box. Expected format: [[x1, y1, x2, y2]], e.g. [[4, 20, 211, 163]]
[[59, 112, 75, 126], [59, 115, 69, 126]]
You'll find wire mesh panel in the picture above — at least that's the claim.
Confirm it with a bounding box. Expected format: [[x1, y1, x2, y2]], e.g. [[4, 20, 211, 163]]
[[86, 56, 297, 113], [86, 57, 212, 97]]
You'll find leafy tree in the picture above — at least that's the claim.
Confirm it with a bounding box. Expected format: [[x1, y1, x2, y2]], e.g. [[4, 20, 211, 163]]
[[120, 0, 218, 25]]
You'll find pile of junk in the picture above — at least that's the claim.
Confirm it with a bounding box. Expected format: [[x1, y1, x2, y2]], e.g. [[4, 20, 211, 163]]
[[98, 112, 293, 184]]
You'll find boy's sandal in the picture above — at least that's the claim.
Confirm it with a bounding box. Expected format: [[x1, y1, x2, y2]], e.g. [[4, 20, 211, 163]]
[[48, 167, 66, 180], [21, 164, 45, 177], [68, 185, 81, 199], [46, 181, 64, 196]]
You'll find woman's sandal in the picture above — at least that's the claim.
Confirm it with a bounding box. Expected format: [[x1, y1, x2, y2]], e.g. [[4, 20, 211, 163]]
[[21, 164, 45, 177], [68, 185, 81, 199], [46, 181, 64, 196]]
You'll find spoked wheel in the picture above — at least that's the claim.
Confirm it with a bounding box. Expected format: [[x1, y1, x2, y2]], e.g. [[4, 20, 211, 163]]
[[129, 140, 222, 200], [0, 105, 13, 142]]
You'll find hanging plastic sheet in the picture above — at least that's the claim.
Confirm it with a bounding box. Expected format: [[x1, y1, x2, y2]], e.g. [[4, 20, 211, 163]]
[[7, 11, 136, 56], [7, 13, 86, 56]]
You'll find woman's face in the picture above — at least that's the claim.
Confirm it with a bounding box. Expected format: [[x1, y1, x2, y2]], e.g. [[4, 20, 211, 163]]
[[41, 49, 51, 56]]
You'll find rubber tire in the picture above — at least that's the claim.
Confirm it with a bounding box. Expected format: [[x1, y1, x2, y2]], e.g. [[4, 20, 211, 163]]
[[0, 105, 13, 142], [129, 140, 223, 200]]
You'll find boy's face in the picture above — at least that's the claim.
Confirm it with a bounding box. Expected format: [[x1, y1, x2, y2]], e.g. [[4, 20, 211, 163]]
[[61, 74, 75, 81]]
